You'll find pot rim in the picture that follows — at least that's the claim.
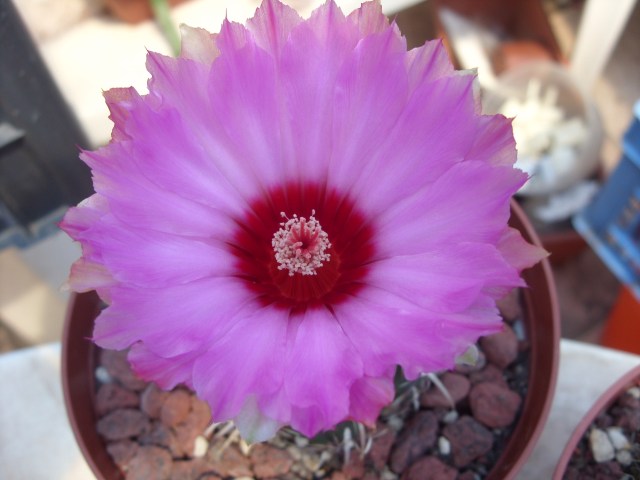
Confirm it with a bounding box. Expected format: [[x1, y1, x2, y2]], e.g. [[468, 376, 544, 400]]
[[552, 363, 640, 479], [487, 199, 560, 480]]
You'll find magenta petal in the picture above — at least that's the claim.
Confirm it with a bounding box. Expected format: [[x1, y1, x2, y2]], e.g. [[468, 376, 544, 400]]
[[348, 375, 394, 426], [367, 243, 523, 313], [467, 114, 518, 167], [87, 96, 250, 214], [328, 27, 409, 192], [375, 161, 527, 256], [405, 39, 454, 90], [285, 307, 363, 436], [191, 307, 289, 421], [348, 74, 482, 213], [93, 277, 255, 355], [60, 194, 108, 240], [206, 37, 287, 187], [128, 342, 198, 390], [80, 221, 235, 287], [279, 1, 359, 181], [335, 288, 501, 379], [83, 150, 237, 239]]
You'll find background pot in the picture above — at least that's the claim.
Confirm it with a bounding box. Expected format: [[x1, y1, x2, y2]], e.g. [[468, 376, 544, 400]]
[[61, 200, 560, 480], [104, 0, 188, 24], [553, 364, 640, 479]]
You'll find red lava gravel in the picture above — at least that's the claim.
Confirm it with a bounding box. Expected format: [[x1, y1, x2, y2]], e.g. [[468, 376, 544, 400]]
[[93, 288, 530, 480]]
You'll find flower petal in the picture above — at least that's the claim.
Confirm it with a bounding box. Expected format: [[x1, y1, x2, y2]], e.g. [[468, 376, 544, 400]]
[[284, 307, 363, 436], [128, 342, 199, 390], [93, 277, 255, 355], [179, 25, 219, 65], [279, 1, 360, 181], [67, 258, 115, 294], [466, 114, 518, 167], [375, 161, 527, 256], [328, 26, 409, 191], [60, 194, 108, 240], [246, 0, 302, 58], [348, 375, 394, 426], [367, 243, 523, 313], [234, 395, 285, 443], [89, 88, 249, 215], [206, 36, 287, 188], [335, 288, 501, 379], [192, 306, 288, 421], [405, 39, 455, 90], [346, 0, 390, 36], [78, 217, 235, 288], [348, 74, 484, 213], [498, 226, 548, 271]]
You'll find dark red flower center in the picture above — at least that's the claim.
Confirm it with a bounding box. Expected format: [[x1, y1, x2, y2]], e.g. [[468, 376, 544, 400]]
[[230, 182, 375, 309]]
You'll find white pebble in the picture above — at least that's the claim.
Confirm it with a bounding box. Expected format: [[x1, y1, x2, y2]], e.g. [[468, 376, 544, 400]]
[[95, 366, 112, 384], [287, 445, 302, 461], [381, 468, 399, 480], [295, 435, 309, 448], [606, 427, 630, 450], [627, 386, 640, 399], [387, 415, 404, 431], [589, 428, 615, 463], [192, 435, 208, 458], [438, 436, 451, 455], [616, 449, 633, 466], [442, 410, 458, 424]]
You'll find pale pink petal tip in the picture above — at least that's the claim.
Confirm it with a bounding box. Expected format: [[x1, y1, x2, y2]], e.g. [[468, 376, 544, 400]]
[[234, 395, 285, 443], [179, 24, 219, 64], [68, 259, 115, 293], [499, 227, 549, 272]]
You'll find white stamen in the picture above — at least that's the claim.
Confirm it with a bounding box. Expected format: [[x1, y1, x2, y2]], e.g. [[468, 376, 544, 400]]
[[272, 210, 331, 276]]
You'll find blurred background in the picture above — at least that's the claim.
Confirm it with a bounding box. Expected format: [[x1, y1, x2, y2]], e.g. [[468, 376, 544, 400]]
[[0, 0, 639, 354]]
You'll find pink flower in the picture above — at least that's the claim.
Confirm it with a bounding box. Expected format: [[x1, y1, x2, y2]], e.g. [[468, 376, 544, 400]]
[[61, 0, 545, 441]]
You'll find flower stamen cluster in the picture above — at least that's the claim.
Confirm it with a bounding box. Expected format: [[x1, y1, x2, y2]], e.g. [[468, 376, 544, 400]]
[[272, 211, 331, 276]]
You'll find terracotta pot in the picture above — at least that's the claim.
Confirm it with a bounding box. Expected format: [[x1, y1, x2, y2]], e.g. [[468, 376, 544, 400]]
[[553, 364, 640, 479], [431, 0, 565, 71], [104, 0, 189, 24], [61, 200, 560, 479]]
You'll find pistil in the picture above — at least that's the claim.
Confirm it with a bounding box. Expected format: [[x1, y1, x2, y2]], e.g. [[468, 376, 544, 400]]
[[272, 211, 331, 276]]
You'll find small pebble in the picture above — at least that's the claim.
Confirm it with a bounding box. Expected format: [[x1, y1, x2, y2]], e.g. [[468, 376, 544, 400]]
[[95, 366, 112, 384], [193, 435, 208, 458], [479, 325, 519, 369], [380, 468, 398, 480], [160, 389, 191, 427], [616, 449, 633, 466], [627, 386, 640, 399], [442, 410, 458, 424], [589, 428, 615, 463], [606, 427, 630, 451], [438, 436, 451, 455]]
